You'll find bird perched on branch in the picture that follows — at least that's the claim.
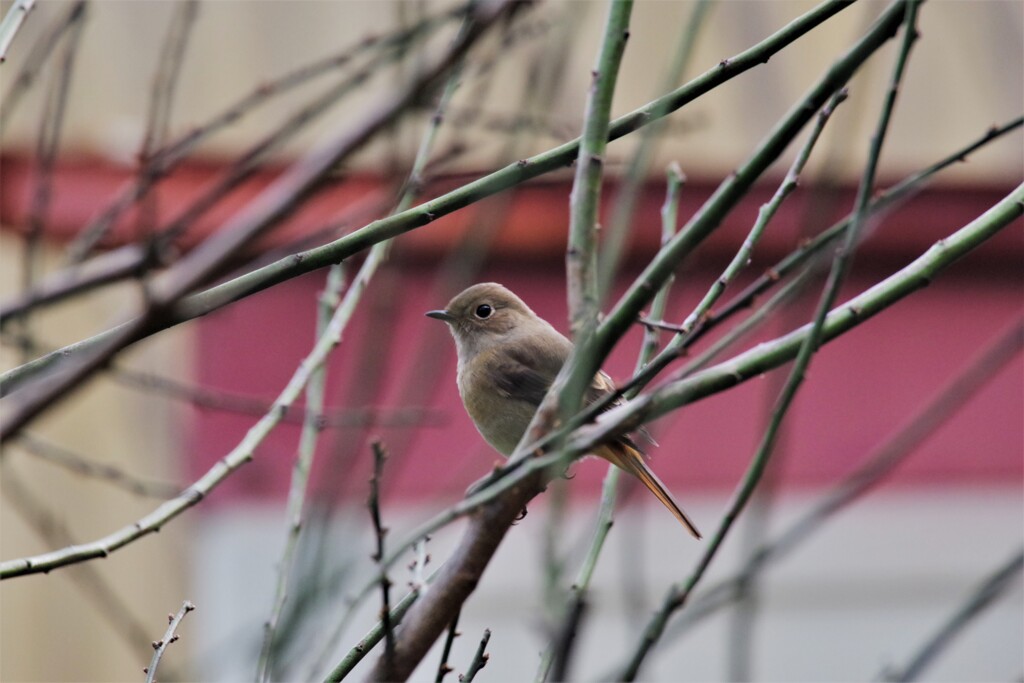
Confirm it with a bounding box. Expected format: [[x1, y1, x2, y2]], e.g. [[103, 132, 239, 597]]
[[426, 282, 701, 539]]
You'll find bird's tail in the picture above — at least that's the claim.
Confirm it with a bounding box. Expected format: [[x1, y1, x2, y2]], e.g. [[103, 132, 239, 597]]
[[600, 443, 702, 539]]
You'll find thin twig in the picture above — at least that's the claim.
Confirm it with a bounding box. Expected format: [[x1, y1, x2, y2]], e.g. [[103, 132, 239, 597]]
[[677, 88, 848, 337], [0, 0, 84, 129], [0, 0, 37, 63], [637, 163, 685, 372], [17, 3, 82, 359], [62, 3, 461, 263], [597, 0, 712, 294], [130, 0, 199, 244], [323, 577, 431, 682], [435, 612, 462, 683], [880, 549, 1024, 682], [368, 441, 396, 679], [561, 0, 634, 430], [137, 1, 198, 166], [12, 433, 182, 498], [144, 600, 196, 683], [459, 629, 491, 683]]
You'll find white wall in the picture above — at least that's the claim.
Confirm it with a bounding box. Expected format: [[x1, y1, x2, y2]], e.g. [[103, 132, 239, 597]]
[[194, 487, 1023, 682]]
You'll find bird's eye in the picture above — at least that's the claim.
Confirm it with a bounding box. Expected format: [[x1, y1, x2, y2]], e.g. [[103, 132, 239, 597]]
[[475, 304, 493, 319]]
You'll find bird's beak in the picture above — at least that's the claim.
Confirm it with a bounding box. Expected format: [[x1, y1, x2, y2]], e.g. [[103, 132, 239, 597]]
[[425, 309, 454, 322]]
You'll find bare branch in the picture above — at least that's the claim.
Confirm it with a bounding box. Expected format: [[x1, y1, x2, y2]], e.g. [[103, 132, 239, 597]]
[[11, 433, 182, 498], [435, 613, 462, 683], [881, 549, 1024, 682], [0, 0, 38, 63], [256, 264, 345, 683], [459, 629, 491, 683], [0, 0, 85, 128], [144, 600, 195, 683], [369, 441, 396, 681]]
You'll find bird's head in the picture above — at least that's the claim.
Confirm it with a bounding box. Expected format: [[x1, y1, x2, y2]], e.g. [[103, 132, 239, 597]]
[[425, 282, 537, 357]]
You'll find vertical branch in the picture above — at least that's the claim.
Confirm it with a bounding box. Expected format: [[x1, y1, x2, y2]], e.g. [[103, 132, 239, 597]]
[[597, 0, 712, 294], [144, 601, 196, 683], [636, 163, 685, 377], [566, 0, 633, 340], [540, 478, 568, 631], [434, 612, 462, 683], [540, 164, 687, 683], [368, 441, 396, 680], [459, 629, 491, 683], [539, 466, 620, 683], [546, 0, 632, 492], [256, 265, 346, 682], [17, 5, 84, 358], [132, 0, 199, 243]]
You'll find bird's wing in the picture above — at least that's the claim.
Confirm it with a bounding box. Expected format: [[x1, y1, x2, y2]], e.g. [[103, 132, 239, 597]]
[[492, 334, 656, 445], [490, 334, 572, 407]]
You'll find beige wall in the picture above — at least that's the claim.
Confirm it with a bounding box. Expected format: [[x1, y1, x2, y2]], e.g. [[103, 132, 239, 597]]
[[2, 0, 1021, 183], [0, 231, 194, 682]]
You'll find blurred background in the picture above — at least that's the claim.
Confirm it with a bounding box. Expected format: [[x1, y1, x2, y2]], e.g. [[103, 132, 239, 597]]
[[0, 1, 1021, 681]]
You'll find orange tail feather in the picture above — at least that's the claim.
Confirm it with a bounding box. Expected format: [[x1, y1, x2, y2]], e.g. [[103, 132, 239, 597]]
[[600, 444, 702, 539]]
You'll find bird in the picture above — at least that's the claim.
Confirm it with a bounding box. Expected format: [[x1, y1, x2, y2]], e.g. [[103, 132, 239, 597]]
[[426, 282, 701, 539]]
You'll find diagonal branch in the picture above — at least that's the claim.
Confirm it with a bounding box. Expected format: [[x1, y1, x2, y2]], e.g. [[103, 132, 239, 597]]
[[654, 317, 1024, 648], [881, 549, 1024, 682]]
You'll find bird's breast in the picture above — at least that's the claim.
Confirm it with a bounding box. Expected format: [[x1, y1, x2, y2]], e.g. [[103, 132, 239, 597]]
[[456, 355, 536, 456]]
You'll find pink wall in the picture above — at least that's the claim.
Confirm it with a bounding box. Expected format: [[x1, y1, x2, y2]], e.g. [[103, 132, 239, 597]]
[[190, 256, 1023, 507]]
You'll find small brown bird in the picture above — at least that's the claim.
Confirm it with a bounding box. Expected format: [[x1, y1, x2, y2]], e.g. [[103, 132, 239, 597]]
[[426, 282, 701, 539]]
